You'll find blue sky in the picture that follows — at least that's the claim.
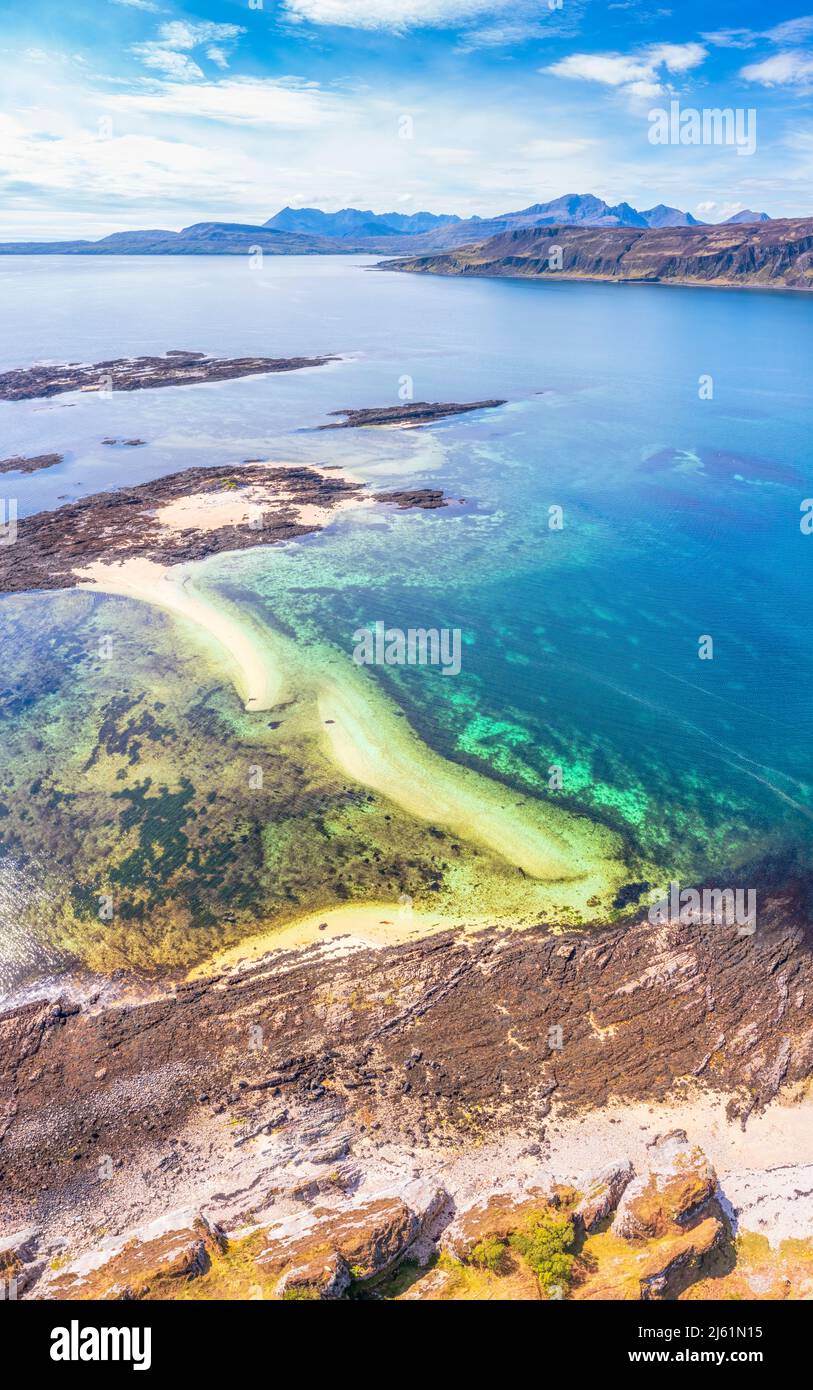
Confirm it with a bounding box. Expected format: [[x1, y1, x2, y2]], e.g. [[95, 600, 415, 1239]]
[[2, 0, 813, 237]]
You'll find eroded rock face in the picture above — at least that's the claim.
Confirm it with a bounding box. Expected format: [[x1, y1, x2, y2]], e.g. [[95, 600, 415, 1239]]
[[276, 1252, 350, 1301], [639, 1217, 725, 1301], [0, 1228, 39, 1269], [575, 1160, 634, 1233], [256, 1196, 432, 1299], [612, 1132, 717, 1241], [2, 890, 809, 1228], [442, 1188, 560, 1262], [0, 1228, 41, 1297], [2, 890, 809, 1301], [46, 1215, 223, 1301]]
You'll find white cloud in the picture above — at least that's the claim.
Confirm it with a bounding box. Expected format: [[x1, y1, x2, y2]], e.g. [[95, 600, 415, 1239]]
[[157, 21, 245, 49], [695, 200, 746, 221], [0, 26, 806, 241], [646, 43, 707, 73], [546, 42, 704, 87], [457, 21, 554, 49], [111, 77, 335, 126], [131, 20, 246, 82], [765, 17, 813, 46], [704, 17, 813, 51], [547, 54, 656, 86], [522, 137, 595, 159], [701, 29, 758, 50], [425, 146, 476, 164], [544, 42, 706, 99], [0, 112, 261, 207], [283, 0, 517, 30], [132, 45, 204, 80], [111, 0, 160, 10], [742, 49, 813, 87]]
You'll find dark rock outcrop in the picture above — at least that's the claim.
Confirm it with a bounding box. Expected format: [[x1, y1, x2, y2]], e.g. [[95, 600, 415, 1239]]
[[0, 453, 62, 475], [320, 401, 506, 429], [0, 463, 447, 595], [0, 350, 337, 402]]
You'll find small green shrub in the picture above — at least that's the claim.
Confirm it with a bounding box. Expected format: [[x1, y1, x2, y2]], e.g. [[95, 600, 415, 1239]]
[[282, 1284, 320, 1300], [510, 1214, 575, 1296], [470, 1238, 507, 1274]]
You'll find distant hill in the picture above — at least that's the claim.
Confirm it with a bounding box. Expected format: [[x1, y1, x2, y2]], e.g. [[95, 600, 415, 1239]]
[[641, 204, 701, 228], [0, 195, 783, 256], [500, 194, 645, 226], [263, 206, 460, 238], [722, 209, 771, 225], [0, 222, 352, 256], [384, 218, 813, 293]]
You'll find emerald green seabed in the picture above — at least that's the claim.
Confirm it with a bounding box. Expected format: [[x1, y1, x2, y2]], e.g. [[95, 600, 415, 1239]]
[[0, 257, 811, 993]]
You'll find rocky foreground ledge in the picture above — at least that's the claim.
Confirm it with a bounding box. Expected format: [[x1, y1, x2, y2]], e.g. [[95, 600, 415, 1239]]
[[2, 881, 812, 1301], [0, 350, 338, 402], [3, 1133, 737, 1302]]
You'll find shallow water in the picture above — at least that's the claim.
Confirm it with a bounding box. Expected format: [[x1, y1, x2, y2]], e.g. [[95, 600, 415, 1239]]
[[1, 255, 811, 992]]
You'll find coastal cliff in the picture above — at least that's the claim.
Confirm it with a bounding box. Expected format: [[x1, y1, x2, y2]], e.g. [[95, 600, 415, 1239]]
[[385, 217, 813, 292]]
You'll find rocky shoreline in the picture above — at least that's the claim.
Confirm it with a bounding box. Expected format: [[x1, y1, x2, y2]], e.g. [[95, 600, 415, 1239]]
[[2, 880, 812, 1300], [0, 462, 447, 596]]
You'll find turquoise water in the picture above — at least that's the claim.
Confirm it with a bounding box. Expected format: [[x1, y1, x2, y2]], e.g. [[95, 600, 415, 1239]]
[[0, 255, 811, 987]]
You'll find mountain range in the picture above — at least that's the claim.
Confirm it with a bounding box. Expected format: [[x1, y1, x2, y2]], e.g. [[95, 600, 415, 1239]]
[[0, 194, 775, 256]]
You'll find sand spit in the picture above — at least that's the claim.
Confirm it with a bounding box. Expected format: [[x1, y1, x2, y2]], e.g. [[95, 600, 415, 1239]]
[[188, 902, 507, 979], [75, 558, 287, 712], [316, 666, 622, 890], [74, 557, 629, 907]]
